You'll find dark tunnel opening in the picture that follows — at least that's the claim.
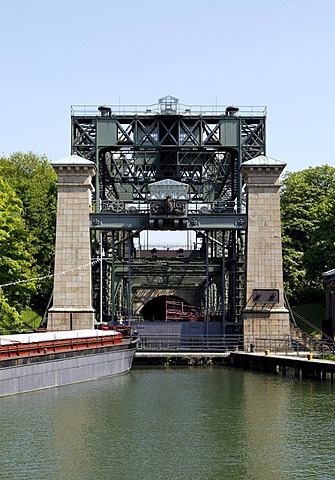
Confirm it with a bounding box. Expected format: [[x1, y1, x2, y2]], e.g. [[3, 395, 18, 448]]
[[141, 295, 203, 322]]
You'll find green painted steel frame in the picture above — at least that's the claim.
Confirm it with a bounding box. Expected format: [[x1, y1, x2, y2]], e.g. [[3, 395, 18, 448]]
[[71, 101, 266, 328]]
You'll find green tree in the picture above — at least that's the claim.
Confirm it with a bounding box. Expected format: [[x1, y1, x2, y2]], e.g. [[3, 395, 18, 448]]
[[0, 176, 37, 330], [280, 165, 335, 303], [0, 290, 24, 333], [0, 152, 57, 311]]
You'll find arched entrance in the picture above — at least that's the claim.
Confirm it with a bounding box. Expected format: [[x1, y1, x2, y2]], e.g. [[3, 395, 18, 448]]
[[141, 295, 203, 322]]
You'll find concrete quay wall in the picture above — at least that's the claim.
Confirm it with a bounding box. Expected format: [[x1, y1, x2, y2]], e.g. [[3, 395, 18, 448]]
[[228, 352, 335, 381], [134, 351, 229, 366], [134, 351, 335, 382]]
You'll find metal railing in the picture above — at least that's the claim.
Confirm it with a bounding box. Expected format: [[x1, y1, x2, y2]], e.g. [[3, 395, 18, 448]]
[[137, 334, 243, 352], [96, 199, 242, 215], [248, 336, 294, 353], [252, 335, 335, 355], [71, 104, 267, 118], [137, 333, 335, 355]]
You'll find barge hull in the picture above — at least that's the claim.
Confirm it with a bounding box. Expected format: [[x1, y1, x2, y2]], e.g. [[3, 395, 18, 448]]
[[0, 342, 137, 397]]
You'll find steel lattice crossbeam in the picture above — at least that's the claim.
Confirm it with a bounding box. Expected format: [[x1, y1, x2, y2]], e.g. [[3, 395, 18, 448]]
[[71, 103, 266, 204]]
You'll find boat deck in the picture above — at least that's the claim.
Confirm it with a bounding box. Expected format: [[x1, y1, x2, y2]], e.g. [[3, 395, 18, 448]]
[[0, 333, 124, 360]]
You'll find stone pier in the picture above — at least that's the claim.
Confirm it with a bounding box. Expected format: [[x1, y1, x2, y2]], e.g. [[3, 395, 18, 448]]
[[48, 155, 96, 330], [241, 155, 290, 350]]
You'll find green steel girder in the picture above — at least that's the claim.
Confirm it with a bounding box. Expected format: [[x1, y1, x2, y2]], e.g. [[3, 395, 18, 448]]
[[98, 148, 237, 202], [112, 260, 222, 274], [111, 259, 223, 289], [72, 110, 266, 204], [241, 118, 266, 160], [90, 213, 247, 231], [72, 114, 265, 153]]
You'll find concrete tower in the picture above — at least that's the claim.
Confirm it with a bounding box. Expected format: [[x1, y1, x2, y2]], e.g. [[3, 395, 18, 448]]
[[241, 155, 290, 350], [48, 155, 96, 330]]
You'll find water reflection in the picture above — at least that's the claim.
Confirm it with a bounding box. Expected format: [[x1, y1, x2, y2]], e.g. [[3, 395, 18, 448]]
[[0, 368, 334, 479]]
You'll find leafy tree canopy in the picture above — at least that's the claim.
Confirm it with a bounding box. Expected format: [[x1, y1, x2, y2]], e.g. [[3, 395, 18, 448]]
[[0, 152, 57, 266], [0, 176, 38, 330], [0, 289, 24, 333], [281, 165, 335, 303], [0, 152, 57, 311]]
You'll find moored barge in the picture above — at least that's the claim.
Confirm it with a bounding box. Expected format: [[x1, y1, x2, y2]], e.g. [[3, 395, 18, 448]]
[[0, 329, 139, 397]]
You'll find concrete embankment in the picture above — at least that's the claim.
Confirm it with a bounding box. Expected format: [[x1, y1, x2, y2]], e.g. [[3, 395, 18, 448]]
[[229, 351, 335, 382], [134, 351, 335, 382], [134, 351, 230, 366]]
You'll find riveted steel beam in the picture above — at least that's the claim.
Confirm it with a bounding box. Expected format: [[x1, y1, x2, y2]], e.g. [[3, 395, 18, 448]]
[[90, 213, 247, 231]]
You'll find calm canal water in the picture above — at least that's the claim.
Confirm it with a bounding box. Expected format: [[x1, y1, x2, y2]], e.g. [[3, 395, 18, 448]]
[[0, 366, 334, 480]]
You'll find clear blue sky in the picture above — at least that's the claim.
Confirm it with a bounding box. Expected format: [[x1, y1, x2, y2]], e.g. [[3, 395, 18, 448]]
[[1, 0, 334, 173]]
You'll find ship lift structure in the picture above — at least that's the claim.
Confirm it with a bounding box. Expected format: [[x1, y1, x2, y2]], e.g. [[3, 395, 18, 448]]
[[71, 96, 267, 334]]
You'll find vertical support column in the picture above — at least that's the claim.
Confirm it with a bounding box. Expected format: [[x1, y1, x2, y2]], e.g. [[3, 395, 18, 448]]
[[241, 156, 290, 350], [48, 155, 96, 330]]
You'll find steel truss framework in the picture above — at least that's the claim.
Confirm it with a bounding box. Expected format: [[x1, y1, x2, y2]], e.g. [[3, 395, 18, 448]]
[[71, 98, 266, 330]]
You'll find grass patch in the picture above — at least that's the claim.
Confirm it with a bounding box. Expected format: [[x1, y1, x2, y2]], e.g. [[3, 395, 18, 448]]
[[291, 303, 326, 335], [20, 308, 43, 330], [317, 354, 335, 361]]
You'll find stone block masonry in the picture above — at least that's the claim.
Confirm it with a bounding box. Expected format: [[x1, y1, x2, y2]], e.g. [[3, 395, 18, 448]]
[[241, 156, 290, 350], [48, 155, 96, 330]]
